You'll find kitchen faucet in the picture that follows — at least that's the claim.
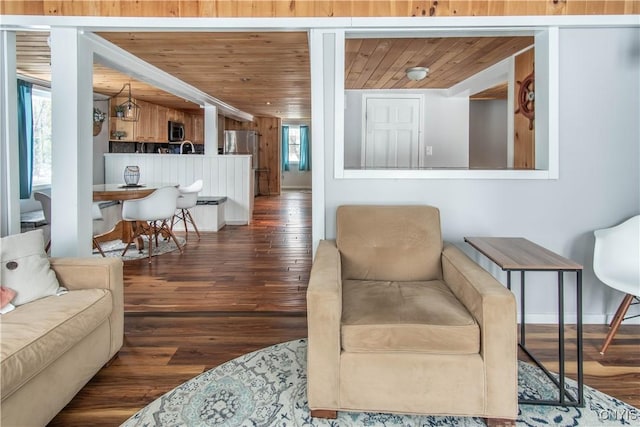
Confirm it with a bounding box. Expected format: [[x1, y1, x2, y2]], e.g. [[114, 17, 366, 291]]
[[180, 140, 195, 154]]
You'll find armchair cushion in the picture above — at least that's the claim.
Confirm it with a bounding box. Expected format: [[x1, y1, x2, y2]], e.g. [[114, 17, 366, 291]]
[[336, 206, 443, 281], [341, 280, 479, 354]]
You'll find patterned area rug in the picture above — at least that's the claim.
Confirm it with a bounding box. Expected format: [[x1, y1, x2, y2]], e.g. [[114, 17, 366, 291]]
[[93, 236, 185, 261], [122, 339, 638, 426]]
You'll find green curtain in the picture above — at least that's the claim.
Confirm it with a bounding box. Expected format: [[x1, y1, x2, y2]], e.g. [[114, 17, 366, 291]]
[[281, 125, 290, 171], [17, 79, 34, 199], [299, 125, 310, 171]]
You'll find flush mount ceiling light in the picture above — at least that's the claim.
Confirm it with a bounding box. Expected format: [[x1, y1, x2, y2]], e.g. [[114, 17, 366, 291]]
[[405, 66, 429, 81], [116, 83, 141, 122]]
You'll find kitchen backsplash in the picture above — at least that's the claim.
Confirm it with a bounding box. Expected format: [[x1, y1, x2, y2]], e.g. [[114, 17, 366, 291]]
[[109, 141, 204, 154]]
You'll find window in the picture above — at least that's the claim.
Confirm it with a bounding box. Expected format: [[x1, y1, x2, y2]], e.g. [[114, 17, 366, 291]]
[[330, 26, 559, 180], [287, 125, 301, 164], [31, 87, 52, 186]]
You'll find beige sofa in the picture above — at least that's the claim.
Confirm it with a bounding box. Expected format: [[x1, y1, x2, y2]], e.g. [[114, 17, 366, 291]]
[[1, 257, 123, 427], [307, 206, 518, 424]]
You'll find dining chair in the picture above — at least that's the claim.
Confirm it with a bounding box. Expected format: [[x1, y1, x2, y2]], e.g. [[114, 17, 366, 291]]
[[92, 202, 106, 257], [33, 189, 52, 252], [593, 215, 640, 354], [35, 189, 107, 256], [171, 179, 203, 241], [121, 186, 183, 263]]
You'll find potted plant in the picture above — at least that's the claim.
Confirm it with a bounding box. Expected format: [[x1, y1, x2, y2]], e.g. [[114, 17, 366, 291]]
[[114, 105, 125, 118], [111, 130, 127, 140], [93, 107, 106, 136]]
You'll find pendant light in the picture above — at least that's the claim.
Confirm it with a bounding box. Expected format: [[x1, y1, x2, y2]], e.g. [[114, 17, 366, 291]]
[[117, 83, 141, 122]]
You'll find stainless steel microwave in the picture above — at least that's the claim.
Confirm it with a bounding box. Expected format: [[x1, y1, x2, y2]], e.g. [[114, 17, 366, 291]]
[[168, 121, 185, 142]]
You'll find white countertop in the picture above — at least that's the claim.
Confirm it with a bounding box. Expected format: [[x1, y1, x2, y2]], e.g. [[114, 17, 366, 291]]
[[104, 153, 252, 158]]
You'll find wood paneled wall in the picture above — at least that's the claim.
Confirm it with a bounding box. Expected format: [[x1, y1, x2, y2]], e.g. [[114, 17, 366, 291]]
[[513, 48, 535, 169], [226, 117, 281, 196], [2, 1, 638, 16]]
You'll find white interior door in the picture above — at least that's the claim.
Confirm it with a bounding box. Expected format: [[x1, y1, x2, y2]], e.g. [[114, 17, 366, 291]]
[[363, 97, 421, 168]]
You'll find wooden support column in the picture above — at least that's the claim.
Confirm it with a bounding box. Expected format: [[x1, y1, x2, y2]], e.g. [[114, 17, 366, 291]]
[[50, 28, 94, 256], [0, 31, 21, 237], [204, 103, 218, 155], [308, 29, 339, 255]]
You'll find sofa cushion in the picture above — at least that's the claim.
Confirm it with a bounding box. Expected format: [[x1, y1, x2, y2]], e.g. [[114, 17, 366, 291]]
[[341, 279, 479, 354], [1, 230, 62, 306], [336, 205, 443, 281], [0, 289, 112, 400]]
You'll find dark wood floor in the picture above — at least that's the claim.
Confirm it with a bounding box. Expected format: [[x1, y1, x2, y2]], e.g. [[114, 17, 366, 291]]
[[50, 192, 639, 426]]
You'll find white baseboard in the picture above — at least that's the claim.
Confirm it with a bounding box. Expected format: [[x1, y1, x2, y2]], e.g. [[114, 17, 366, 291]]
[[225, 220, 247, 225], [523, 313, 640, 325], [281, 186, 312, 190]]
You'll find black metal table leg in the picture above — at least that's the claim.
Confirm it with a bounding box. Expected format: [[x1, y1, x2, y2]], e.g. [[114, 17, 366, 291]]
[[520, 271, 526, 346], [577, 270, 584, 406], [515, 268, 584, 407], [558, 271, 565, 404]]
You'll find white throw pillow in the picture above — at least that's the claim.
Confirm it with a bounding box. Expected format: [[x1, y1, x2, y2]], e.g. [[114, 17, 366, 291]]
[[1, 229, 61, 306]]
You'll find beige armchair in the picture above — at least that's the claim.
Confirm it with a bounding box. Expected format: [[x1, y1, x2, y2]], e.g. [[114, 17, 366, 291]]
[[307, 205, 518, 425]]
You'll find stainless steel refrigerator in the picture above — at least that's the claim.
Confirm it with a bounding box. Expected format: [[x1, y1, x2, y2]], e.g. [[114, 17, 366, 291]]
[[223, 130, 259, 169]]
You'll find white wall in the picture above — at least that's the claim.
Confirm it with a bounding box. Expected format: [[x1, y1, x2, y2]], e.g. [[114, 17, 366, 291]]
[[344, 92, 363, 168], [282, 168, 312, 189], [344, 90, 469, 168], [469, 99, 508, 169], [323, 27, 640, 323]]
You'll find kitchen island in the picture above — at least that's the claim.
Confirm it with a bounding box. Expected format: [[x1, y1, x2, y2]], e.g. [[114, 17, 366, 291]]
[[104, 153, 254, 225]]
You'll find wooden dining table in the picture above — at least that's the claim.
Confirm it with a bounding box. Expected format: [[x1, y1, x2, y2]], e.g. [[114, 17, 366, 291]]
[[93, 183, 178, 248]]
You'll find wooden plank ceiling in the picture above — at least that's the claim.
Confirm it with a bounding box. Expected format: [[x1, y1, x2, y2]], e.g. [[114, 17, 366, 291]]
[[15, 31, 202, 113], [15, 31, 533, 119], [345, 37, 533, 90], [98, 32, 311, 119]]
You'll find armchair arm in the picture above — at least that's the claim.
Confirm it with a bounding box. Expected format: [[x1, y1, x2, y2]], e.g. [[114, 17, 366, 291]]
[[441, 244, 517, 418], [49, 257, 124, 358], [306, 240, 342, 410]]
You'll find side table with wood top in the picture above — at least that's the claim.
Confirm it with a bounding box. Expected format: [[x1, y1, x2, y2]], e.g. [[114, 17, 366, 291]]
[[464, 237, 584, 407]]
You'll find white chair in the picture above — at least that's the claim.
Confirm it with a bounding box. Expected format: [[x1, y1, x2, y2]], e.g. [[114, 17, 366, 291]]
[[91, 202, 103, 220], [171, 179, 203, 241], [35, 189, 107, 256], [593, 215, 640, 354], [33, 189, 52, 252], [121, 186, 183, 263], [91, 202, 106, 257]]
